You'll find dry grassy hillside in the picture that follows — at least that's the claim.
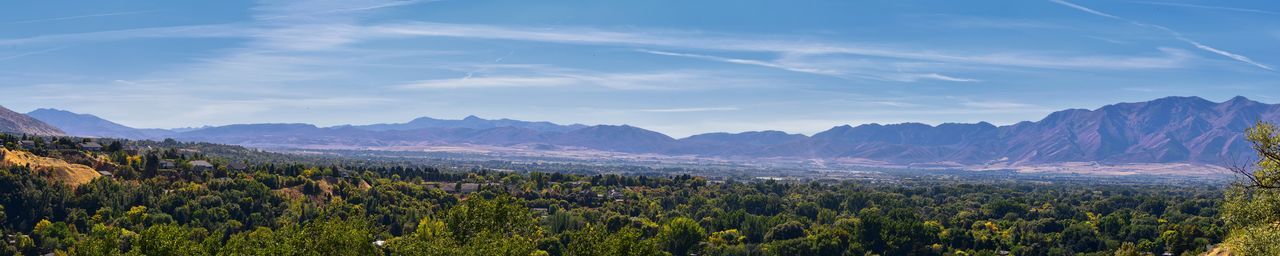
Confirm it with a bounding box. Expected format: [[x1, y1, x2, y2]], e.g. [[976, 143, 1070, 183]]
[[1, 148, 100, 186], [1202, 245, 1232, 256]]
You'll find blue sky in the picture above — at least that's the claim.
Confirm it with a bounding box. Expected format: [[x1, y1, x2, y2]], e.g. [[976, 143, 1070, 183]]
[[1, 0, 1278, 137]]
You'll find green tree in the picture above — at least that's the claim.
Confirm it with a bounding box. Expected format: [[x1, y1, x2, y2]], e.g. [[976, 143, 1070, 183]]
[[658, 217, 705, 256], [386, 217, 461, 256], [1113, 242, 1140, 256], [221, 217, 378, 256], [144, 154, 160, 178], [445, 195, 539, 242], [221, 227, 295, 256], [1222, 122, 1280, 255], [566, 225, 665, 256], [106, 141, 123, 152], [298, 217, 379, 256], [764, 221, 807, 241], [72, 224, 135, 256], [439, 196, 543, 255], [133, 224, 209, 256]]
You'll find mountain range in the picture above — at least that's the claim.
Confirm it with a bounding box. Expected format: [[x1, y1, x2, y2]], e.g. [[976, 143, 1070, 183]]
[[3, 96, 1272, 167], [348, 115, 588, 132], [0, 106, 64, 136], [26, 109, 174, 139]]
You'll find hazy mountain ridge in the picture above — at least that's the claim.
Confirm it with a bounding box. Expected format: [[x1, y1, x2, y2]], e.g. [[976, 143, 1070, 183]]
[[0, 106, 64, 136], [773, 96, 1270, 165], [349, 115, 588, 132], [26, 109, 172, 139], [20, 96, 1277, 166]]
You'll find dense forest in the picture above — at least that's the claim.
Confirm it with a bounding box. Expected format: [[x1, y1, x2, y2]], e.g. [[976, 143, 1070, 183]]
[[0, 122, 1277, 256]]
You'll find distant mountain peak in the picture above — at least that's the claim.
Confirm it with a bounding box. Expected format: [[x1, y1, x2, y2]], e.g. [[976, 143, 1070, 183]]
[[408, 116, 442, 122], [26, 109, 172, 139], [1223, 96, 1258, 106], [1155, 95, 1210, 102], [354, 115, 585, 133], [1148, 95, 1215, 106], [31, 108, 78, 115], [0, 106, 65, 136], [29, 108, 103, 121]]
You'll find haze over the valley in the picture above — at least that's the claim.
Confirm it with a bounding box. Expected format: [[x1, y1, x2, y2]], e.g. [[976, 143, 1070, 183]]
[[0, 95, 1272, 176]]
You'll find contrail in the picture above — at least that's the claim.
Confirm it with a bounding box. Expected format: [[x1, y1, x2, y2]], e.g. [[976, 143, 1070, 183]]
[[1127, 1, 1279, 16], [3, 11, 155, 25], [0, 46, 67, 62], [1049, 0, 1273, 71]]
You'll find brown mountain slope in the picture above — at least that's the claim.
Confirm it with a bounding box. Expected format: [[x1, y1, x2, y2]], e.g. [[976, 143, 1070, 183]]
[[0, 105, 64, 136], [30, 96, 1274, 167]]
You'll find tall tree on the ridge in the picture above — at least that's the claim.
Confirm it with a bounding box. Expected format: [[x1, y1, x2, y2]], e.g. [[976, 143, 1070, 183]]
[[1222, 122, 1280, 254]]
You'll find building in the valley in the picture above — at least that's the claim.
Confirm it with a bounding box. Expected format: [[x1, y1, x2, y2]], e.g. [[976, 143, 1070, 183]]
[[79, 142, 103, 151], [160, 160, 177, 169], [189, 160, 214, 171]]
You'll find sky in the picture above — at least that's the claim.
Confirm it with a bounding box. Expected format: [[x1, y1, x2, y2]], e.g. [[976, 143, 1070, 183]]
[[1, 0, 1278, 138]]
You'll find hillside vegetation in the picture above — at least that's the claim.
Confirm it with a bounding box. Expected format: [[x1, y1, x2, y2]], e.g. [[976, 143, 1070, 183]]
[[0, 133, 1234, 256], [1218, 122, 1280, 255], [0, 148, 99, 186]]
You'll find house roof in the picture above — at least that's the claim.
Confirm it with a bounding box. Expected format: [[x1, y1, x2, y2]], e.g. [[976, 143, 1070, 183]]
[[189, 160, 213, 167], [437, 183, 484, 193]]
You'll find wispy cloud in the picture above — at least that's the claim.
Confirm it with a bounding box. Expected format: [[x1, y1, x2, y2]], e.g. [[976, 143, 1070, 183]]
[[0, 24, 249, 46], [398, 76, 577, 89], [637, 50, 840, 76], [865, 101, 919, 107], [398, 68, 746, 91], [639, 49, 983, 83], [961, 101, 1039, 109], [1176, 36, 1271, 70], [1127, 1, 1279, 16], [1084, 35, 1129, 44], [0, 10, 1195, 78], [2, 10, 155, 25], [12, 80, 398, 128], [0, 0, 437, 128], [1049, 0, 1121, 19], [1122, 87, 1162, 93], [185, 97, 397, 120], [920, 15, 1066, 30], [915, 73, 981, 82], [371, 22, 1193, 70], [0, 46, 66, 62], [254, 0, 433, 21], [1050, 0, 1273, 71], [638, 107, 739, 113], [3, 0, 1275, 135]]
